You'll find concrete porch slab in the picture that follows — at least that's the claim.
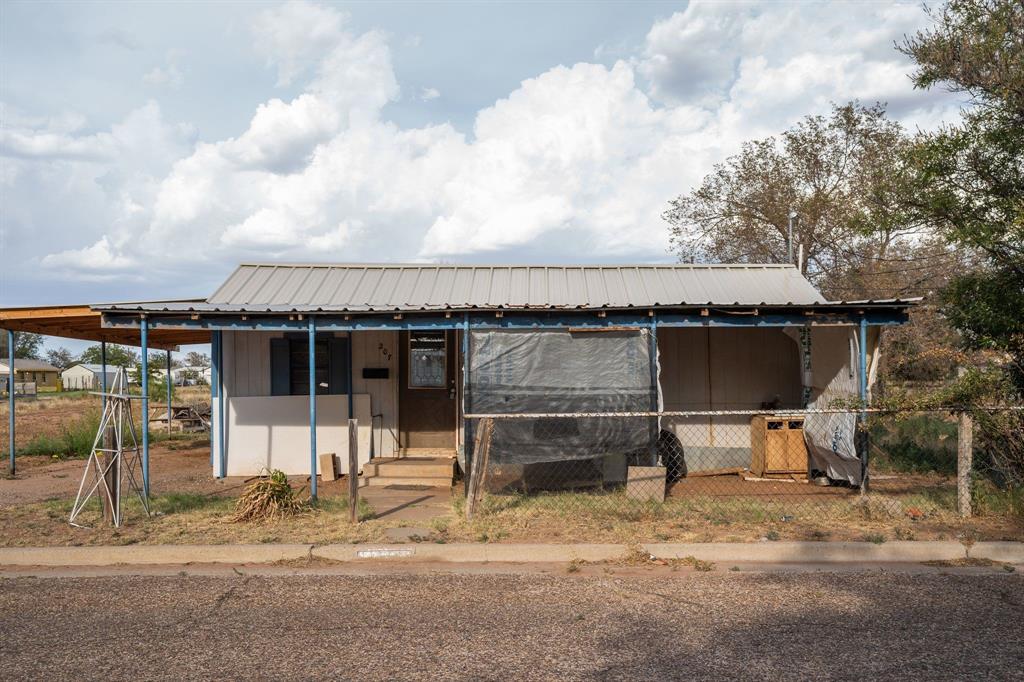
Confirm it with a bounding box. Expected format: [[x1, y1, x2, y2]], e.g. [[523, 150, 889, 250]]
[[360, 485, 453, 522]]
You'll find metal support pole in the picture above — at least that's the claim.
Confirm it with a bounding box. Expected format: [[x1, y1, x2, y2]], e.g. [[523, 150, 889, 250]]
[[210, 331, 219, 473], [462, 312, 471, 498], [7, 329, 14, 476], [308, 317, 318, 501], [100, 341, 108, 412], [166, 349, 172, 437], [140, 317, 150, 498], [787, 212, 795, 264], [346, 331, 353, 420], [858, 317, 869, 494], [649, 313, 659, 466], [218, 331, 226, 479]]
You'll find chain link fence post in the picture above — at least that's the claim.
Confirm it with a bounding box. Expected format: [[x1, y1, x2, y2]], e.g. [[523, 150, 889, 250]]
[[957, 410, 973, 518]]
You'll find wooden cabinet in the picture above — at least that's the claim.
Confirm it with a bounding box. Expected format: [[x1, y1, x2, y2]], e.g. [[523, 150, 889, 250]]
[[750, 415, 809, 478]]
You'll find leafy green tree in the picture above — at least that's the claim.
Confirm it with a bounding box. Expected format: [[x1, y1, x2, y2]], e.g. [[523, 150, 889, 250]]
[[662, 102, 958, 301], [185, 351, 210, 368], [45, 347, 77, 370], [896, 0, 1024, 489], [0, 332, 44, 360], [78, 344, 138, 368], [900, 0, 1024, 384]]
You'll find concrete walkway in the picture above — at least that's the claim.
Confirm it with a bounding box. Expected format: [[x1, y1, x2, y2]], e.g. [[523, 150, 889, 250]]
[[1, 540, 1021, 567], [359, 485, 452, 522]]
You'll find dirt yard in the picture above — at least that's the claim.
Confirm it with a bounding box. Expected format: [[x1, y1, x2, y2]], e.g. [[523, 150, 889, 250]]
[[0, 386, 209, 451], [1, 440, 1019, 547], [1, 389, 1019, 547]]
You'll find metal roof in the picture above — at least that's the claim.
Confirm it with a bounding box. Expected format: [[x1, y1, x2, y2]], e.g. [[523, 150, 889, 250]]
[[89, 263, 922, 316], [131, 263, 835, 313], [67, 364, 123, 373], [0, 359, 60, 372]]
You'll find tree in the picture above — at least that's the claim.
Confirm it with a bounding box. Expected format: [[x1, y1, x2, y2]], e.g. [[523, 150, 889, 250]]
[[663, 101, 968, 383], [897, 0, 1024, 486], [146, 352, 180, 371], [0, 332, 44, 360], [185, 351, 210, 368], [45, 347, 77, 370], [663, 102, 959, 302], [78, 344, 138, 368], [900, 0, 1024, 384]]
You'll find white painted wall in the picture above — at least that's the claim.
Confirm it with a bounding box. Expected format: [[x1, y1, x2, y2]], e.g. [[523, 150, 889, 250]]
[[217, 329, 400, 477]]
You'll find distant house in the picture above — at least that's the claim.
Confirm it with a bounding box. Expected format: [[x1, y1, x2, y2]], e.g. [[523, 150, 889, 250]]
[[171, 365, 209, 386], [0, 359, 61, 394], [61, 363, 121, 391]]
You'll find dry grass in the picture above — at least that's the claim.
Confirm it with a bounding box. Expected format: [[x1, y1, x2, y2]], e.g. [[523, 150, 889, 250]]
[[0, 476, 1020, 548], [231, 470, 310, 523]]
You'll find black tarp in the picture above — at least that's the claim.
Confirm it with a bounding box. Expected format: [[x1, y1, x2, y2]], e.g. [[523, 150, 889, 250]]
[[467, 329, 658, 466]]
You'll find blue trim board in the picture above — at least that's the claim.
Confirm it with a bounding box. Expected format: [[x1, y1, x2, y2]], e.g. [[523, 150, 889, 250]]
[[101, 308, 908, 333]]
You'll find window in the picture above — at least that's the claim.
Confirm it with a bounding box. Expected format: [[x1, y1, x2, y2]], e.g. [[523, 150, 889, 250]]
[[409, 331, 446, 388], [270, 334, 349, 396]]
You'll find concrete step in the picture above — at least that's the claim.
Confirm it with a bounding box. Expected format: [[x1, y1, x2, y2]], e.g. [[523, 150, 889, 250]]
[[364, 458, 454, 478], [364, 475, 454, 487], [360, 456, 455, 488], [400, 447, 457, 456]]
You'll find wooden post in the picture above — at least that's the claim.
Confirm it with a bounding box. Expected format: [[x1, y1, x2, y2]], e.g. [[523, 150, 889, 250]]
[[348, 418, 358, 523], [958, 410, 973, 518], [465, 418, 493, 520]]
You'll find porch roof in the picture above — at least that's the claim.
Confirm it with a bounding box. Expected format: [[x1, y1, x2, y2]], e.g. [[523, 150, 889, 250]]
[[91, 263, 920, 315], [0, 302, 210, 350]]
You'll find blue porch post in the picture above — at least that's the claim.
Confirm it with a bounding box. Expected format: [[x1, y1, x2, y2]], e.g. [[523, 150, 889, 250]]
[[462, 312, 471, 497], [7, 329, 14, 476], [308, 317, 318, 501], [649, 312, 659, 465], [166, 349, 172, 437], [140, 318, 150, 497], [346, 332, 353, 420], [858, 316, 869, 492], [210, 331, 219, 473], [100, 341, 108, 411], [218, 331, 226, 478]]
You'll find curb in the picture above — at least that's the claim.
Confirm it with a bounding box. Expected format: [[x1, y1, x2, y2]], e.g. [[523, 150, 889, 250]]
[[0, 541, 1021, 567]]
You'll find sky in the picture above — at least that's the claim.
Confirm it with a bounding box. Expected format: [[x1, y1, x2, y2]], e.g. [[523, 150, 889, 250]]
[[0, 0, 963, 356]]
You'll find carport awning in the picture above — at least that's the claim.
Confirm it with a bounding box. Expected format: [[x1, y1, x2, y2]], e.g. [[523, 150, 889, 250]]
[[0, 304, 210, 350]]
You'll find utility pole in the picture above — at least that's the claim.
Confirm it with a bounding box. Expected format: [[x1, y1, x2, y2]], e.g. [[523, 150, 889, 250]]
[[787, 211, 798, 265]]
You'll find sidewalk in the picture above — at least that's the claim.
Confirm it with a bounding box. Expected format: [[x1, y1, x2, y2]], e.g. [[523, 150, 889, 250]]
[[1, 540, 1021, 567]]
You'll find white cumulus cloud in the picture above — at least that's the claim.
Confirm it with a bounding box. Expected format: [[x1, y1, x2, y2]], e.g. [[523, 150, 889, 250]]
[[3, 0, 966, 289]]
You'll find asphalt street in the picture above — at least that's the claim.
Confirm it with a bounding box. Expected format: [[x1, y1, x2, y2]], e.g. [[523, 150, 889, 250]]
[[1, 568, 1022, 681]]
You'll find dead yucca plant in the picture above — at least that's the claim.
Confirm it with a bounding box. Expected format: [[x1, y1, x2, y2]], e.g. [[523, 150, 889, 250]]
[[231, 469, 309, 523]]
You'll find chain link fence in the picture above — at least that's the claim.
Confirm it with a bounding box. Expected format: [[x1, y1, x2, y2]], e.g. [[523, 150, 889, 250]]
[[463, 408, 1021, 523]]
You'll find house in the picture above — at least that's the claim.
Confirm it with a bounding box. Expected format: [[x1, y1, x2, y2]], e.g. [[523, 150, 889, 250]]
[[61, 363, 121, 391], [0, 263, 916, 493], [171, 365, 210, 386], [0, 359, 61, 394]]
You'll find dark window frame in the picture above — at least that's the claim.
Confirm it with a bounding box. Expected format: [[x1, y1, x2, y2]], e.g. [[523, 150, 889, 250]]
[[271, 333, 349, 397]]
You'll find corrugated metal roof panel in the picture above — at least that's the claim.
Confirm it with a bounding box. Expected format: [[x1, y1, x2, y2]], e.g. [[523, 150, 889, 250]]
[[195, 263, 839, 311], [94, 264, 920, 315]]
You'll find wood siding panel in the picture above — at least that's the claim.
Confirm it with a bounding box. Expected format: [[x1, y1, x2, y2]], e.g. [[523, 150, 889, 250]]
[[659, 328, 801, 448]]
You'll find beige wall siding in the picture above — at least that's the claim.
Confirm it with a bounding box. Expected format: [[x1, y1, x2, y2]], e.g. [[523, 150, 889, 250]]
[[350, 330, 400, 457], [220, 329, 400, 474], [658, 327, 801, 449]]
